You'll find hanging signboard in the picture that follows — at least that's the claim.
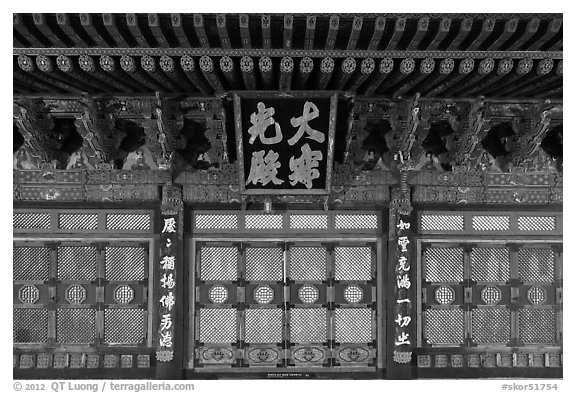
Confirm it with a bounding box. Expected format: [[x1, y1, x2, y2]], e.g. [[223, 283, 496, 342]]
[[234, 92, 337, 195]]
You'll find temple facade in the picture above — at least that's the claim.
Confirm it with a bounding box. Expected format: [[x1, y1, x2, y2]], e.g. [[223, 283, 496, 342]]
[[13, 13, 562, 379]]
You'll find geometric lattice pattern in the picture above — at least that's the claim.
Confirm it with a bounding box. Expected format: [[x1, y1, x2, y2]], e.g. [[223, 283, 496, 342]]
[[289, 246, 327, 281], [519, 308, 556, 344], [65, 285, 87, 304], [58, 213, 98, 230], [105, 246, 146, 281], [245, 215, 283, 229], [244, 308, 283, 343], [113, 285, 135, 304], [13, 212, 51, 229], [18, 285, 40, 304], [471, 308, 510, 344], [434, 286, 455, 305], [425, 309, 464, 345], [208, 285, 229, 304], [480, 285, 502, 305], [518, 248, 555, 283], [518, 216, 556, 231], [253, 285, 274, 304], [470, 247, 510, 282], [472, 215, 510, 231], [298, 285, 319, 303], [56, 308, 96, 344], [335, 214, 378, 230], [57, 246, 98, 281], [334, 308, 372, 343], [334, 246, 372, 281], [13, 308, 48, 343], [105, 213, 151, 231], [423, 247, 464, 282], [290, 308, 327, 343], [198, 308, 237, 343], [343, 285, 364, 303], [103, 308, 146, 344], [245, 247, 283, 281], [527, 286, 547, 305], [421, 214, 464, 231], [199, 246, 238, 281], [13, 246, 51, 281], [289, 214, 328, 229], [195, 214, 238, 229]]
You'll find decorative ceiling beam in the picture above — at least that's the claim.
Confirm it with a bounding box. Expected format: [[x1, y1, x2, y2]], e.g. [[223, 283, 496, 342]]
[[14, 13, 45, 47], [14, 68, 64, 93], [426, 18, 451, 50], [316, 57, 335, 90], [180, 55, 212, 95], [160, 55, 197, 92], [120, 55, 164, 91], [38, 55, 99, 92], [239, 14, 251, 49], [240, 56, 256, 90], [466, 17, 496, 50], [487, 18, 518, 50], [326, 15, 339, 50], [193, 14, 210, 49], [258, 56, 274, 90], [33, 14, 68, 47], [347, 58, 375, 91], [80, 14, 108, 47], [526, 18, 562, 51], [347, 17, 363, 50], [364, 58, 394, 96], [99, 55, 149, 92], [14, 35, 25, 48], [56, 14, 86, 47], [483, 58, 534, 96], [446, 57, 494, 96], [407, 17, 429, 51], [378, 57, 415, 95], [216, 14, 232, 50], [261, 14, 272, 49], [499, 59, 554, 96], [446, 17, 474, 50], [21, 55, 83, 94], [426, 58, 474, 97], [171, 14, 191, 47], [279, 56, 294, 91], [549, 39, 562, 51], [13, 79, 37, 93], [148, 14, 170, 48], [55, 55, 110, 93], [332, 57, 356, 90], [283, 15, 293, 49], [102, 14, 129, 47], [416, 57, 454, 94], [219, 56, 242, 90], [141, 55, 180, 91], [507, 18, 539, 50], [393, 58, 434, 98], [385, 17, 406, 50], [295, 57, 313, 90], [367, 16, 386, 50], [466, 58, 514, 96], [125, 13, 149, 47], [305, 16, 316, 50], [199, 55, 225, 93], [78, 55, 137, 93], [504, 58, 556, 97], [534, 83, 562, 98], [13, 47, 562, 60]]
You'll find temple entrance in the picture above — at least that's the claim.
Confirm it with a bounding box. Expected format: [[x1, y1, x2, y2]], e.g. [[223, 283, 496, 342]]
[[186, 210, 385, 376]]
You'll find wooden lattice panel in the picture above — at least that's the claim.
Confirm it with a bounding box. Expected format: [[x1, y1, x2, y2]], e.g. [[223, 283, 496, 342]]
[[423, 247, 464, 282], [421, 214, 464, 231], [58, 213, 98, 230], [424, 309, 464, 346], [57, 246, 98, 281], [198, 308, 237, 343], [289, 308, 328, 343], [334, 308, 372, 343], [245, 247, 283, 281], [56, 308, 96, 344], [195, 214, 238, 229], [471, 308, 511, 344], [105, 246, 146, 281], [13, 246, 51, 281], [199, 246, 238, 281], [13, 212, 51, 229], [244, 308, 283, 343], [519, 308, 557, 344], [470, 247, 510, 282], [334, 246, 372, 281], [103, 308, 146, 344], [518, 248, 555, 283], [13, 308, 48, 343], [289, 246, 327, 281]]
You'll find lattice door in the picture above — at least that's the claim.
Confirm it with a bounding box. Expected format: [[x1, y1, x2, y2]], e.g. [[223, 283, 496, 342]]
[[194, 241, 377, 370]]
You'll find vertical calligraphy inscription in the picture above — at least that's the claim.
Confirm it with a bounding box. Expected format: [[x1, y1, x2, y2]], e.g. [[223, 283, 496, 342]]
[[393, 215, 413, 364], [236, 93, 336, 194]]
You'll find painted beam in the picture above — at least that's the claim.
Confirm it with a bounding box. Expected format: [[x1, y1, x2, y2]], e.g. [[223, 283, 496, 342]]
[[283, 15, 293, 49], [102, 14, 129, 47], [14, 13, 45, 47], [79, 14, 108, 47], [216, 14, 232, 50], [325, 15, 339, 50], [385, 17, 406, 50], [193, 14, 210, 49], [171, 14, 192, 47], [295, 56, 313, 90], [56, 13, 87, 47], [261, 14, 272, 49], [240, 56, 257, 90], [426, 18, 451, 50], [33, 13, 68, 47], [148, 14, 170, 48], [367, 16, 386, 50], [239, 14, 251, 49], [406, 17, 429, 51], [347, 17, 363, 50], [466, 17, 496, 51], [279, 56, 294, 91], [446, 17, 474, 50]]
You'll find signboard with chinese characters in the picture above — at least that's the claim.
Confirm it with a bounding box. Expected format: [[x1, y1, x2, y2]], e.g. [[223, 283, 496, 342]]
[[156, 214, 178, 363], [393, 213, 413, 365], [234, 92, 338, 195]]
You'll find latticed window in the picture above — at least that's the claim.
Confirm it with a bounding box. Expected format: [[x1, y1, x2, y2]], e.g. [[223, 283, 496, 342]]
[[13, 240, 150, 348], [418, 211, 562, 351], [194, 241, 377, 368]]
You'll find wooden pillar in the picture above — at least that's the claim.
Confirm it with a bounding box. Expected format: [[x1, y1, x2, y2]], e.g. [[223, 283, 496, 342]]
[[155, 183, 184, 379]]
